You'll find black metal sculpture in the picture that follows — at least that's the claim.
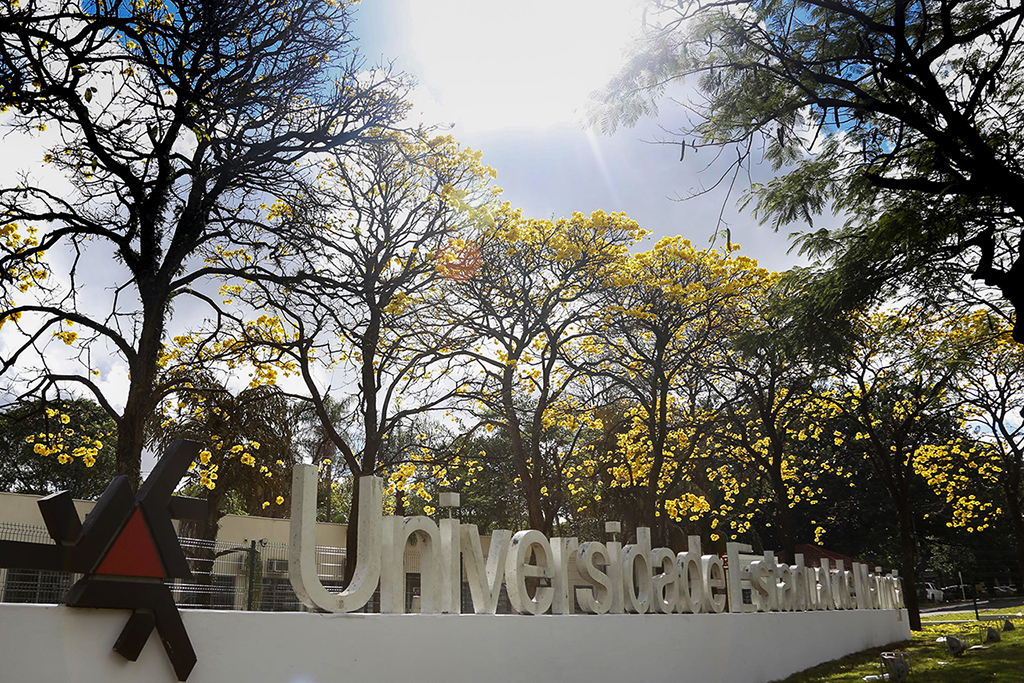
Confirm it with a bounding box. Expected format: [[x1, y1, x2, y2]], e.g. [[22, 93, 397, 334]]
[[0, 441, 207, 681]]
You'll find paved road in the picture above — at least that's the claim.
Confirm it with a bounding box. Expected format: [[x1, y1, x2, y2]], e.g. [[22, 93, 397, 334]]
[[921, 596, 1024, 615]]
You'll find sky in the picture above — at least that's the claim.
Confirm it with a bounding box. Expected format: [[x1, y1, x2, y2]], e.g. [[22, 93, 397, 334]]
[[354, 0, 808, 272]]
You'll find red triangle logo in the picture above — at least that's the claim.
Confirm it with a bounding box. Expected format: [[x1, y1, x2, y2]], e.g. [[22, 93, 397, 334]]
[[95, 507, 166, 578]]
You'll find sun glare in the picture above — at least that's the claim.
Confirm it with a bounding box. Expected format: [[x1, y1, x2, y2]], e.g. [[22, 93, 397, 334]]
[[407, 1, 640, 131]]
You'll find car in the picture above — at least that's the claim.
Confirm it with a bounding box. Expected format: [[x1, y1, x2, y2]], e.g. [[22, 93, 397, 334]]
[[922, 582, 944, 602], [994, 585, 1017, 595], [941, 584, 972, 600]]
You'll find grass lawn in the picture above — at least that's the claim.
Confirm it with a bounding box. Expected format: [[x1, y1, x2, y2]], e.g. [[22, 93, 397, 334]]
[[777, 612, 1024, 682], [921, 604, 1024, 622]]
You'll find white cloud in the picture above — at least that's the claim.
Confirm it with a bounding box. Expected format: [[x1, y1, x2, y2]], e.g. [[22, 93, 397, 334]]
[[406, 0, 642, 132]]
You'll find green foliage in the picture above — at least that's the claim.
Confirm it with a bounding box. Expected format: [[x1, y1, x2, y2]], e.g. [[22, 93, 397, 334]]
[[0, 399, 116, 497], [148, 376, 301, 536], [595, 0, 1024, 339], [453, 435, 528, 534], [317, 476, 353, 525]]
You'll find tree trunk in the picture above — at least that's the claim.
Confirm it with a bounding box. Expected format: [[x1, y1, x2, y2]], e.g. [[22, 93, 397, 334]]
[[324, 474, 333, 524], [346, 335, 379, 590], [117, 368, 157, 489], [896, 502, 922, 630], [525, 480, 544, 532], [643, 396, 668, 543], [500, 366, 543, 531], [769, 462, 797, 565], [116, 292, 166, 489], [114, 404, 145, 489], [343, 475, 361, 587], [773, 502, 797, 566], [348, 310, 381, 587], [320, 460, 333, 523], [1002, 486, 1024, 593]]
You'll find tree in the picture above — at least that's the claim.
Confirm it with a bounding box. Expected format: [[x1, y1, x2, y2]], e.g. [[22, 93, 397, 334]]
[[148, 376, 299, 607], [0, 0, 405, 487], [324, 414, 490, 523], [708, 284, 841, 562], [446, 205, 645, 534], [828, 307, 970, 629], [294, 397, 357, 525], [450, 432, 529, 534], [594, 0, 1024, 339], [914, 309, 1024, 592], [598, 393, 719, 547], [149, 377, 300, 540], [0, 398, 115, 497], [294, 132, 494, 476], [223, 130, 493, 580], [581, 237, 769, 540]]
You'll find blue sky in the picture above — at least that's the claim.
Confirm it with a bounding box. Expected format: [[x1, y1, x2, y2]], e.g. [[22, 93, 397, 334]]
[[354, 0, 808, 273]]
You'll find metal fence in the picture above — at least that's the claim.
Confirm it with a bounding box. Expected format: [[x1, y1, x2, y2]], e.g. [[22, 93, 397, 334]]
[[0, 522, 76, 605], [0, 521, 513, 613]]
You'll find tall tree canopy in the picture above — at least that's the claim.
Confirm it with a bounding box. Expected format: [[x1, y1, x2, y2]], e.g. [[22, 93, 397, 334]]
[[448, 205, 646, 534], [582, 237, 769, 540], [0, 398, 116, 497], [214, 129, 494, 580], [594, 0, 1024, 339], [827, 306, 972, 628], [0, 0, 405, 486], [709, 283, 839, 563], [915, 309, 1024, 595]]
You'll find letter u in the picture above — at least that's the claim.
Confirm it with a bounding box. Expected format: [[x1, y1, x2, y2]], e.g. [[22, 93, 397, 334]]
[[289, 465, 382, 612]]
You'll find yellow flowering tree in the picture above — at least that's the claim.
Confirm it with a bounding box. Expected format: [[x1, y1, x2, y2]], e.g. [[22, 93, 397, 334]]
[[914, 309, 1024, 590], [445, 205, 647, 533], [0, 399, 116, 496], [708, 283, 843, 561], [581, 237, 769, 541], [596, 394, 720, 541], [828, 306, 972, 630], [0, 0, 406, 487], [149, 378, 299, 541], [221, 130, 495, 582], [148, 378, 298, 608]]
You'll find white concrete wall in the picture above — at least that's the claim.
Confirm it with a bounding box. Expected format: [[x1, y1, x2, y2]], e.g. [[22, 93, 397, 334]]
[[0, 603, 910, 683], [215, 512, 348, 548], [0, 490, 97, 526]]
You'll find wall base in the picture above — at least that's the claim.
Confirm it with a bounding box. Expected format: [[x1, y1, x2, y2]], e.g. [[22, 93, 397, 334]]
[[0, 603, 911, 683]]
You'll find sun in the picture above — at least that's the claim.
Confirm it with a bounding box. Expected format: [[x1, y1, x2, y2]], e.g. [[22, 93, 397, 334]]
[[407, 0, 640, 132]]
